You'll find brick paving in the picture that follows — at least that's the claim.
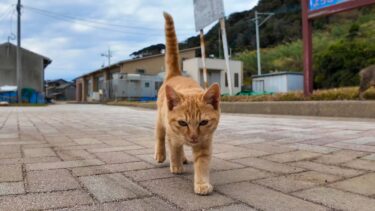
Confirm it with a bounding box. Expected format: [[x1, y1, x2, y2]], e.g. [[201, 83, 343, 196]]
[[0, 104, 374, 210]]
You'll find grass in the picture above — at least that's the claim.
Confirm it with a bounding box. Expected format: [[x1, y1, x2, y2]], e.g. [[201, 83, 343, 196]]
[[221, 87, 375, 102]]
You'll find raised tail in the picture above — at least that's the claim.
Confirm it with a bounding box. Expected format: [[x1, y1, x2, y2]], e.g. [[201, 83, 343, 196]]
[[163, 12, 181, 80]]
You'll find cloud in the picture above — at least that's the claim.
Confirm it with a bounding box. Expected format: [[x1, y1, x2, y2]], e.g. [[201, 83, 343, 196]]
[[1, 0, 259, 80]]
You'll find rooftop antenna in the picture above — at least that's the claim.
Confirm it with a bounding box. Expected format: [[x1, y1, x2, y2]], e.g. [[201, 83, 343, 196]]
[[101, 47, 113, 66]]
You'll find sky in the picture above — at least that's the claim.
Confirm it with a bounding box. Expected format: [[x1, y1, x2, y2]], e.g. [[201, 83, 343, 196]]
[[0, 0, 258, 80]]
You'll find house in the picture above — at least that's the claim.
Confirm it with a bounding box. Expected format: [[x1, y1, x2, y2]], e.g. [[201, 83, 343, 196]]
[[252, 72, 303, 93], [183, 58, 243, 95], [45, 79, 76, 101], [76, 47, 198, 102], [0, 42, 52, 93]]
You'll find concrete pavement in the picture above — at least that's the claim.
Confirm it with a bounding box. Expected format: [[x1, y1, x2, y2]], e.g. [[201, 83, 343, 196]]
[[0, 104, 375, 210]]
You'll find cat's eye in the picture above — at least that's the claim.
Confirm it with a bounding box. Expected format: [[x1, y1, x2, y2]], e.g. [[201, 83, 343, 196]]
[[199, 120, 209, 126], [178, 120, 188, 127]]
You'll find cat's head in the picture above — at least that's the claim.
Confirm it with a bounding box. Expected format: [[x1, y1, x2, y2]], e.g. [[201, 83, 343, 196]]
[[165, 83, 220, 146]]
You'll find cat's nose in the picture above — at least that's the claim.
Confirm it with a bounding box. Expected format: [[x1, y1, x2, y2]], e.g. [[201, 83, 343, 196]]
[[190, 135, 198, 143]]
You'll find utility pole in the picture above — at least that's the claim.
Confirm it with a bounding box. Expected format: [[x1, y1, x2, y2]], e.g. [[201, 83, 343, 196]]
[[253, 11, 274, 76], [101, 47, 112, 66], [16, 0, 22, 104]]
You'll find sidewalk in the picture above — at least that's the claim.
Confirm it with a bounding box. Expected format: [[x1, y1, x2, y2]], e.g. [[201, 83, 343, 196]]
[[0, 104, 374, 210]]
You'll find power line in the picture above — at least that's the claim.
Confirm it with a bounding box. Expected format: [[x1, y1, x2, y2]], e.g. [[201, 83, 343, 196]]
[[23, 5, 194, 32], [23, 8, 194, 37]]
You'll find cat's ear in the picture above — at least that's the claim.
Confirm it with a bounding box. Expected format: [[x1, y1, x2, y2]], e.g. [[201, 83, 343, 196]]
[[203, 83, 220, 110], [165, 85, 180, 110]]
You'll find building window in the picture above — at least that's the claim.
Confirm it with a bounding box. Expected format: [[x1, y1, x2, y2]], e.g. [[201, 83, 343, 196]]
[[225, 73, 228, 87], [234, 73, 239, 88], [145, 82, 150, 88], [137, 69, 145, 74]]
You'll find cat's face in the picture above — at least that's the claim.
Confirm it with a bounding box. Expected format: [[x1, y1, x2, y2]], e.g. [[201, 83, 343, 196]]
[[166, 84, 220, 146]]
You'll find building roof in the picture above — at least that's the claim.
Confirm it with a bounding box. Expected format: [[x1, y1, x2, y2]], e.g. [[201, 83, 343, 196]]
[[0, 42, 52, 68], [252, 71, 303, 79], [76, 47, 200, 79]]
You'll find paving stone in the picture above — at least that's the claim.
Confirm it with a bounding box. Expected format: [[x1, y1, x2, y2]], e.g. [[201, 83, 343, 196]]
[[314, 150, 368, 165], [242, 143, 294, 154], [26, 169, 80, 192], [291, 161, 364, 177], [0, 190, 93, 210], [255, 171, 341, 193], [0, 164, 23, 182], [294, 187, 375, 211], [343, 159, 375, 171], [56, 149, 96, 161], [217, 182, 327, 211], [288, 143, 338, 154], [79, 173, 151, 203], [141, 177, 233, 210], [330, 173, 375, 196], [263, 150, 322, 163], [124, 167, 176, 181], [72, 161, 153, 176], [100, 197, 178, 211], [87, 145, 143, 153], [95, 151, 140, 164], [73, 138, 102, 145], [185, 167, 272, 185], [209, 203, 255, 211], [233, 157, 305, 174], [23, 147, 57, 157], [126, 148, 154, 155], [213, 149, 270, 160], [0, 182, 25, 195], [362, 153, 375, 161], [326, 142, 375, 153], [26, 159, 104, 171]]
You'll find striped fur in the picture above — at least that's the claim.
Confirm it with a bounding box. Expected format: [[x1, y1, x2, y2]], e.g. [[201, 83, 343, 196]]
[[163, 12, 181, 80]]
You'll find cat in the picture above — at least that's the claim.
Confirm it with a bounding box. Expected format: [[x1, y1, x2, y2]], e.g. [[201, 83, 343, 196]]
[[154, 12, 221, 195], [359, 64, 375, 100]]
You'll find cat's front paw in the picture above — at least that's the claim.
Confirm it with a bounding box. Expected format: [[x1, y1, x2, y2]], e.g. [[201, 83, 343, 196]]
[[154, 152, 166, 163], [170, 165, 184, 174], [194, 183, 213, 195]]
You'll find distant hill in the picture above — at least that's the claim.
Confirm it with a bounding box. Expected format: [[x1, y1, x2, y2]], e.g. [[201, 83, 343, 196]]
[[131, 0, 303, 57]]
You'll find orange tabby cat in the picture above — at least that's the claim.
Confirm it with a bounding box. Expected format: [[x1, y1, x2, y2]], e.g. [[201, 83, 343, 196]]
[[154, 12, 221, 195]]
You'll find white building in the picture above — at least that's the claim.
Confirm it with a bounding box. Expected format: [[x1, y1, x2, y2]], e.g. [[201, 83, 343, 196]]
[[252, 72, 303, 93], [183, 58, 243, 95]]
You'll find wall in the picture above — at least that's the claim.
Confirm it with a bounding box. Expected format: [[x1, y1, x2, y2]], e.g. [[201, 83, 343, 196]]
[[287, 74, 304, 92], [253, 75, 287, 93], [0, 43, 45, 92], [183, 58, 243, 95], [120, 50, 196, 75]]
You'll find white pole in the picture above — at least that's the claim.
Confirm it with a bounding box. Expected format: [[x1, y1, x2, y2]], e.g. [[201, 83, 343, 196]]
[[200, 29, 208, 88], [255, 11, 261, 76], [17, 0, 22, 104], [220, 18, 233, 96]]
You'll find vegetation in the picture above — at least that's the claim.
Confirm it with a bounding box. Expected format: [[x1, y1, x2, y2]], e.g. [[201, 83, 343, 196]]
[[221, 87, 375, 102]]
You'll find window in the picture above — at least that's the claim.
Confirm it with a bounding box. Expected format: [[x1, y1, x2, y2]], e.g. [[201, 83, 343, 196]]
[[225, 73, 228, 87], [155, 82, 162, 91], [234, 73, 239, 88], [136, 69, 145, 74], [145, 82, 150, 88]]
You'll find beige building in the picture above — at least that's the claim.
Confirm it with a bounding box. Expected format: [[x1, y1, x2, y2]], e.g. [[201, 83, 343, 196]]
[[76, 47, 198, 102], [183, 58, 243, 95]]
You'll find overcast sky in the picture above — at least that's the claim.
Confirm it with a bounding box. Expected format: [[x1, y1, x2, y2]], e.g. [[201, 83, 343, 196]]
[[0, 0, 258, 80]]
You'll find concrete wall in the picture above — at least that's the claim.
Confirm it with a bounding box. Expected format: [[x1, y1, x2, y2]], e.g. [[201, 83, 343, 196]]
[[0, 43, 46, 92], [183, 58, 243, 94], [287, 74, 303, 92]]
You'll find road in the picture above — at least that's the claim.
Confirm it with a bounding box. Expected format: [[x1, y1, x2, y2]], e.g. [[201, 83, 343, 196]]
[[0, 104, 375, 210]]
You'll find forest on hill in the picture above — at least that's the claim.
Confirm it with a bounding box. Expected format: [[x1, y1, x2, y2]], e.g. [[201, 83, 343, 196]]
[[131, 0, 375, 89]]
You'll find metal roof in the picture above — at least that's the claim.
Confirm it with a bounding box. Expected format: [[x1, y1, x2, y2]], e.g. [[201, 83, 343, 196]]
[[76, 47, 200, 79], [252, 71, 303, 79]]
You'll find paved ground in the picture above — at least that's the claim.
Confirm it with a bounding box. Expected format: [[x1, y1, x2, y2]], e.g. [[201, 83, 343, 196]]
[[0, 104, 375, 210]]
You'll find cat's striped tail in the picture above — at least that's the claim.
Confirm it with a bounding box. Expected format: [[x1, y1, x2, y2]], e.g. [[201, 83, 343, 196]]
[[163, 12, 181, 80]]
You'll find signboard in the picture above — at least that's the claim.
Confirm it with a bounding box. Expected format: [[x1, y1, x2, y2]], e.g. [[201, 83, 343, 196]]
[[309, 0, 348, 11], [193, 0, 225, 31]]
